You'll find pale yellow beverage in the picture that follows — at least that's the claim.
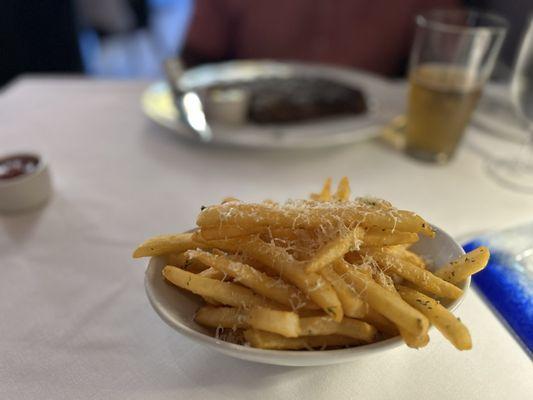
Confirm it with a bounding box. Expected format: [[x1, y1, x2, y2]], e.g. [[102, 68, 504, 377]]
[[406, 64, 482, 162]]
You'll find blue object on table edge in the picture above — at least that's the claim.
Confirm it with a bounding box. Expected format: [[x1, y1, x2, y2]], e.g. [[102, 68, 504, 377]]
[[463, 237, 533, 355]]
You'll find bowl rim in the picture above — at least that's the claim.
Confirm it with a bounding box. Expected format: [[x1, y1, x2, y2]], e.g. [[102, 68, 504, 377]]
[[144, 224, 469, 363], [0, 152, 46, 187]]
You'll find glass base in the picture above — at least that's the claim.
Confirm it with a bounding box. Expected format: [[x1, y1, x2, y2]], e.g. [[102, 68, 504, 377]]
[[487, 158, 533, 193], [405, 146, 454, 164]]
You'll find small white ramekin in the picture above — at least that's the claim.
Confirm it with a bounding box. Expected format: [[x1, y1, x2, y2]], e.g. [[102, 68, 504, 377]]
[[0, 152, 52, 213], [205, 88, 250, 125]]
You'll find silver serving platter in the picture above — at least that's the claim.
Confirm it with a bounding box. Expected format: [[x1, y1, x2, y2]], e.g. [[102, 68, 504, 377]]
[[142, 60, 386, 149]]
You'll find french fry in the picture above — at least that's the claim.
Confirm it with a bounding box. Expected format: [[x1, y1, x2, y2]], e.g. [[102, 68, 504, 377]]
[[305, 227, 363, 273], [365, 249, 463, 299], [186, 249, 319, 310], [244, 330, 362, 350], [361, 308, 399, 337], [195, 306, 248, 329], [204, 236, 344, 321], [162, 266, 277, 309], [197, 203, 434, 237], [248, 307, 300, 338], [434, 246, 490, 285], [199, 225, 303, 242], [398, 286, 472, 350], [373, 273, 429, 348], [383, 245, 426, 269], [195, 265, 226, 304], [310, 177, 332, 202], [133, 233, 201, 258], [362, 230, 419, 247], [320, 265, 368, 318], [221, 197, 240, 204], [332, 260, 429, 337], [203, 297, 223, 306], [333, 176, 351, 202], [166, 257, 225, 304], [198, 267, 227, 280], [166, 253, 209, 273], [260, 227, 301, 242], [195, 306, 300, 338], [372, 270, 397, 292], [209, 248, 278, 277], [356, 197, 393, 209], [401, 250, 426, 269], [198, 225, 264, 240], [296, 309, 330, 318], [240, 236, 343, 321], [399, 327, 430, 349], [299, 316, 376, 342]]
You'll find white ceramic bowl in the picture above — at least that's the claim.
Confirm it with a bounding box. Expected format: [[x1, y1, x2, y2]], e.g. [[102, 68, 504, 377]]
[[0, 152, 52, 213], [144, 225, 468, 366]]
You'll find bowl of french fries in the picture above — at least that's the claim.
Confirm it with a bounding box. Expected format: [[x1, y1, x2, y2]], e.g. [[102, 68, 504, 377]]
[[134, 178, 490, 366]]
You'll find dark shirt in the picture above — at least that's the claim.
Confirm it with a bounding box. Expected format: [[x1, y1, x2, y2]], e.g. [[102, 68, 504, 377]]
[[182, 0, 460, 77]]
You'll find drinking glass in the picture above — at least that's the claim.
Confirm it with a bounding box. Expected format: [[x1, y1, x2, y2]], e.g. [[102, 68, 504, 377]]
[[405, 9, 507, 163], [488, 16, 533, 192]]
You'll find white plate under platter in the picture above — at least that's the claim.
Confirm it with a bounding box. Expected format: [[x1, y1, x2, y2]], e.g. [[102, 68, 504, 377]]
[[141, 61, 387, 149], [144, 225, 469, 366]]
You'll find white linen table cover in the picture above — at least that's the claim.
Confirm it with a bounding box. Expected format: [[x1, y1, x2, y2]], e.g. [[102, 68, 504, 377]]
[[0, 77, 532, 400]]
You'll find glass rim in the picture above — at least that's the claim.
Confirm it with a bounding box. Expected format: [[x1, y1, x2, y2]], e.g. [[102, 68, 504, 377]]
[[417, 9, 508, 35]]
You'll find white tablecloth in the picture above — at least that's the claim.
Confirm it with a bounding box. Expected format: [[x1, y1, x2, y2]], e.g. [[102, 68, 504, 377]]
[[1, 77, 532, 400]]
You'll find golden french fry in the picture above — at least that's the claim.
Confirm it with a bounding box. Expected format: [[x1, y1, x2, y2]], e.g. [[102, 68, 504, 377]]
[[434, 246, 490, 285], [244, 237, 343, 321], [372, 270, 397, 292], [248, 307, 300, 338], [186, 249, 318, 310], [244, 329, 362, 350], [401, 250, 426, 269], [295, 309, 329, 318], [365, 249, 463, 299], [310, 177, 333, 202], [398, 286, 472, 350], [204, 236, 344, 321], [221, 197, 240, 204], [333, 176, 351, 202], [383, 245, 426, 269], [197, 202, 434, 237], [361, 308, 399, 337], [320, 265, 368, 318], [333, 260, 428, 337], [133, 233, 201, 258], [357, 196, 393, 208], [166, 256, 224, 304], [198, 225, 264, 240], [399, 327, 430, 349], [305, 227, 363, 273], [373, 274, 429, 348], [260, 227, 301, 242], [196, 306, 299, 338], [362, 230, 419, 247], [162, 266, 276, 309], [299, 316, 376, 342], [198, 267, 227, 280], [195, 306, 248, 329], [209, 248, 278, 277], [203, 297, 223, 306], [166, 253, 209, 273], [199, 225, 302, 242], [194, 265, 226, 304]]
